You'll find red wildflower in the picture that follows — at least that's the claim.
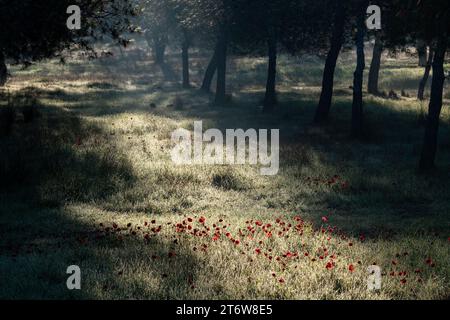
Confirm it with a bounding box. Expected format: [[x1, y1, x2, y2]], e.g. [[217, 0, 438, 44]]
[[278, 278, 285, 283], [199, 217, 206, 224], [400, 279, 407, 285], [187, 218, 193, 222], [255, 248, 261, 254], [326, 262, 334, 270], [348, 242, 353, 247], [321, 216, 329, 223], [151, 220, 156, 224], [348, 264, 355, 272]]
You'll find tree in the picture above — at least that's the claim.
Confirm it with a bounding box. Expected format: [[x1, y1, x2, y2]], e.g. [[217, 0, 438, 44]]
[[140, 0, 172, 64], [417, 47, 434, 100], [0, 0, 136, 86], [351, 0, 369, 139], [313, 2, 347, 123], [419, 36, 447, 171], [367, 33, 383, 95]]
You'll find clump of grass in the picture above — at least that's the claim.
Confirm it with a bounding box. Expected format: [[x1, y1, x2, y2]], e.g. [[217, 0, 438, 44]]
[[212, 167, 248, 191], [173, 96, 184, 110]]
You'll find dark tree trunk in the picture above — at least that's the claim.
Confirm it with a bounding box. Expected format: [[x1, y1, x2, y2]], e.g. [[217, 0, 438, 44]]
[[214, 26, 229, 105], [0, 51, 7, 87], [146, 34, 168, 65], [182, 31, 190, 89], [419, 39, 447, 172], [351, 7, 366, 139], [367, 35, 383, 95], [417, 40, 428, 67], [313, 4, 346, 124], [417, 48, 434, 101], [263, 35, 278, 113], [201, 44, 219, 92], [153, 42, 166, 65]]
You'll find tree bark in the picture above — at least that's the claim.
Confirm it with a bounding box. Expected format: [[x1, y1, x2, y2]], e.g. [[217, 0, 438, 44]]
[[367, 35, 383, 95], [182, 31, 190, 89], [417, 40, 428, 67], [263, 35, 278, 113], [351, 7, 366, 139], [313, 4, 346, 124], [214, 26, 229, 105], [419, 39, 447, 172], [201, 45, 219, 92], [417, 48, 434, 101], [0, 51, 7, 87]]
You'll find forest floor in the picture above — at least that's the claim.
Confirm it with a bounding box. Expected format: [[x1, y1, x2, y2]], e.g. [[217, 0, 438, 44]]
[[1, 40, 449, 299]]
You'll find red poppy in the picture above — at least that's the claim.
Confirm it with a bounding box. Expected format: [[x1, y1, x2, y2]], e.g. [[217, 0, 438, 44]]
[[321, 216, 329, 223], [325, 262, 334, 270], [255, 248, 261, 254], [199, 217, 206, 224], [348, 264, 355, 272], [400, 279, 407, 285], [278, 278, 285, 283]]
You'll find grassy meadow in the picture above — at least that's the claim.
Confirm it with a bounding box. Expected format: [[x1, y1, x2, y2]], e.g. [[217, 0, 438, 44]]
[[0, 40, 449, 300]]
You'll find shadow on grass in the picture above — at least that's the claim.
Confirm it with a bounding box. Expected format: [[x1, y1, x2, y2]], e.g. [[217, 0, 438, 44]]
[[0, 91, 202, 299]]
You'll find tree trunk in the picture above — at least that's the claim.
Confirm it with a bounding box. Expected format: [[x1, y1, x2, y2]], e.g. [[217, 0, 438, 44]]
[[367, 35, 383, 95], [147, 34, 168, 65], [351, 7, 366, 139], [201, 45, 219, 92], [419, 39, 447, 172], [214, 26, 229, 105], [0, 51, 7, 87], [417, 48, 434, 101], [313, 4, 346, 124], [263, 35, 277, 113], [417, 40, 428, 67], [182, 32, 190, 89]]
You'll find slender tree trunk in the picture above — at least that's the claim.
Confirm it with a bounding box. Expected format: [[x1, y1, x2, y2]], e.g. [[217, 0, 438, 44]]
[[263, 35, 277, 113], [0, 51, 7, 87], [419, 39, 447, 172], [214, 26, 229, 105], [351, 7, 366, 139], [182, 32, 190, 89], [417, 48, 434, 101], [368, 35, 383, 95], [417, 40, 428, 67], [313, 4, 346, 124], [201, 45, 219, 92]]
